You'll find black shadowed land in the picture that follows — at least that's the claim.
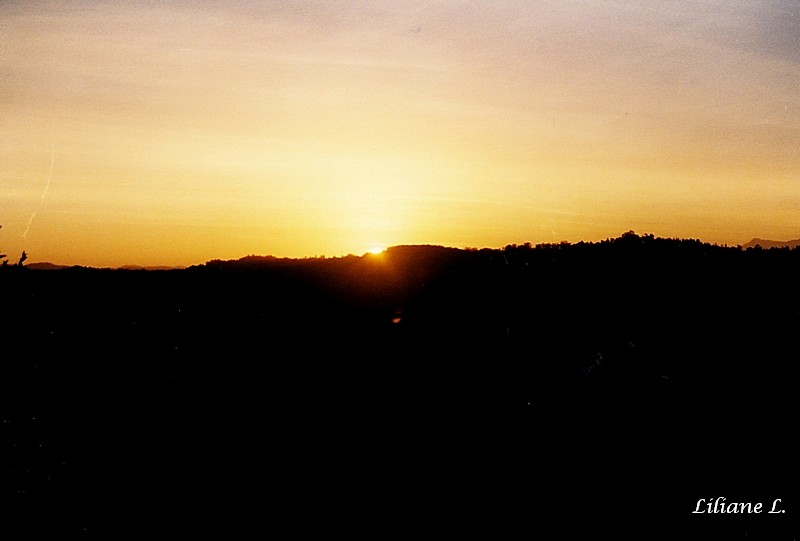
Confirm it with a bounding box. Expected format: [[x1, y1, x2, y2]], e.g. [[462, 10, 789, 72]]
[[3, 232, 800, 539]]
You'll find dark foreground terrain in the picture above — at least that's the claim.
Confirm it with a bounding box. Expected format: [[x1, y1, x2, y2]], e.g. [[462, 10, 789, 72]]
[[3, 233, 800, 539]]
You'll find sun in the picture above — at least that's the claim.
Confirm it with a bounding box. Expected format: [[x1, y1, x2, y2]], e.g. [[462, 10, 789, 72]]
[[367, 246, 386, 255]]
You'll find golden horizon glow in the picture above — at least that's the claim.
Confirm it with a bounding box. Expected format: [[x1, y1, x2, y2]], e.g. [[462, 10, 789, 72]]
[[2, 2, 799, 267]]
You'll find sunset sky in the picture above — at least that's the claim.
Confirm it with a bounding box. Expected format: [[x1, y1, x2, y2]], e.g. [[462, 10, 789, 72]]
[[2, 1, 799, 267]]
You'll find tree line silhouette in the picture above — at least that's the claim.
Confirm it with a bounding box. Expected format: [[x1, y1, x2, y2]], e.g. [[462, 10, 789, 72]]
[[3, 231, 800, 539]]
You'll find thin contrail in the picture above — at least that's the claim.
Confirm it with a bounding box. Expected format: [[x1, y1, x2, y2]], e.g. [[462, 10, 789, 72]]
[[21, 211, 37, 239], [22, 129, 55, 239], [41, 134, 55, 204]]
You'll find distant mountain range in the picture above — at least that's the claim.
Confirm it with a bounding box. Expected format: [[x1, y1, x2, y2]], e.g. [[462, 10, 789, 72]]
[[117, 265, 186, 271], [25, 262, 70, 270], [742, 238, 800, 249], [25, 262, 184, 271], [20, 234, 799, 270]]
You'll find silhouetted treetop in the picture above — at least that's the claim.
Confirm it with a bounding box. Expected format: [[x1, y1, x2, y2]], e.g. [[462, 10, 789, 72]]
[[0, 225, 28, 269]]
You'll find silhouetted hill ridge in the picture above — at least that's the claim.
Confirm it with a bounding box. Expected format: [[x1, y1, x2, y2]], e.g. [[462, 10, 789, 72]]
[[24, 262, 69, 270], [4, 230, 800, 538], [190, 232, 800, 276], [16, 233, 800, 272], [118, 265, 186, 271], [742, 237, 800, 250], [26, 262, 184, 271]]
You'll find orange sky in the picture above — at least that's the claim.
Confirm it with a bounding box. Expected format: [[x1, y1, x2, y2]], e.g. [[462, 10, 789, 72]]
[[2, 1, 799, 267]]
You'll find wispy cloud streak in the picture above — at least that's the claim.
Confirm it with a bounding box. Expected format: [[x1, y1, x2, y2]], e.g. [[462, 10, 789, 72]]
[[22, 129, 55, 239]]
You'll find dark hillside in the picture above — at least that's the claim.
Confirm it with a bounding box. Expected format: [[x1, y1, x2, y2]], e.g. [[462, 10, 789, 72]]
[[3, 233, 800, 539]]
